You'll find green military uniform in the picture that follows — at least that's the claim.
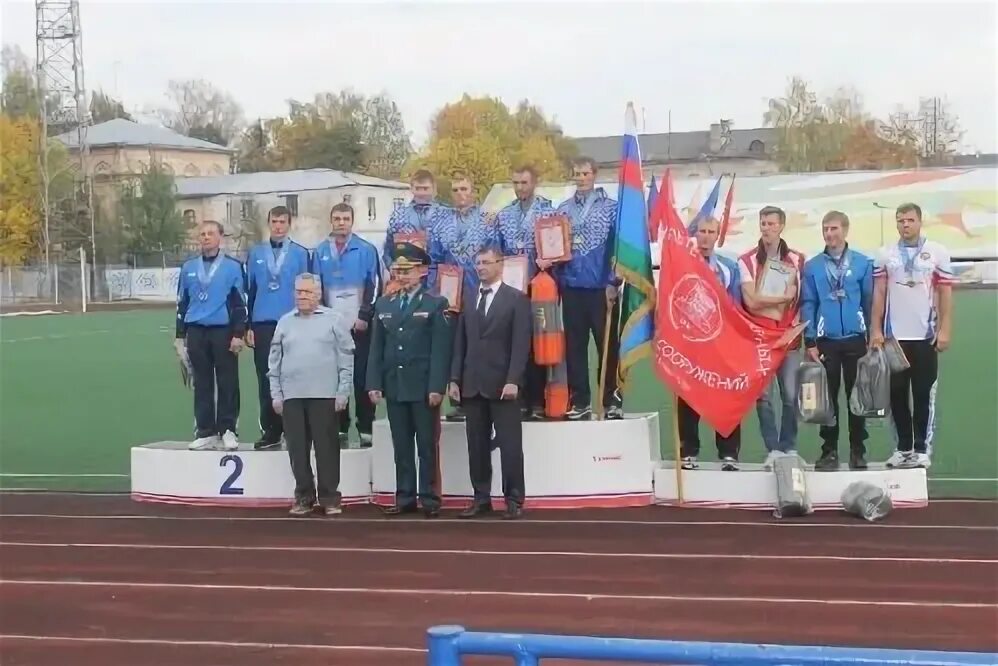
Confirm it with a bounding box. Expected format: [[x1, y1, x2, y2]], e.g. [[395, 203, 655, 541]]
[[367, 243, 453, 516]]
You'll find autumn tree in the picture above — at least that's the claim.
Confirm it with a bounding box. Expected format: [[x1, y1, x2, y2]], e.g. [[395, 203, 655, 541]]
[[159, 79, 244, 146], [407, 95, 572, 203], [0, 116, 41, 263], [764, 77, 926, 172]]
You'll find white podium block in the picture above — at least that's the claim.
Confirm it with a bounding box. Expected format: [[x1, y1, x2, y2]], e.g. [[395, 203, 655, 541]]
[[653, 462, 928, 510], [130, 442, 372, 507], [371, 413, 660, 509]]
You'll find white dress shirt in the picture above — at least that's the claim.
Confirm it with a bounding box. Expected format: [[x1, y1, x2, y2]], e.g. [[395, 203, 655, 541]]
[[476, 279, 503, 316]]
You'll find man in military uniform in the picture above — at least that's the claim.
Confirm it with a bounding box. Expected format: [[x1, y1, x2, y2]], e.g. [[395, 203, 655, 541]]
[[367, 242, 452, 518]]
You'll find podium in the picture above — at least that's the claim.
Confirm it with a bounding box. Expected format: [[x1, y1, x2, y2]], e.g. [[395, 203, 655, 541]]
[[370, 413, 661, 509], [130, 442, 372, 507]]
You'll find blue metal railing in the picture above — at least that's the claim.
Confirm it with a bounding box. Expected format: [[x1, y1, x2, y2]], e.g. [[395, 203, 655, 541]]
[[426, 626, 998, 666]]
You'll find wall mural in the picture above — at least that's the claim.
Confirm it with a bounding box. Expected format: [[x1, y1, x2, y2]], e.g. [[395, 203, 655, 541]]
[[483, 167, 998, 260]]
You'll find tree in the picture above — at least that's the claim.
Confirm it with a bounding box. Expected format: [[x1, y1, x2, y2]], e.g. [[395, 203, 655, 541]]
[[763, 76, 923, 172], [234, 89, 408, 175], [2, 45, 40, 119], [884, 98, 963, 166], [0, 116, 41, 263], [159, 79, 243, 146], [408, 94, 572, 202], [117, 164, 186, 256], [90, 89, 132, 123]]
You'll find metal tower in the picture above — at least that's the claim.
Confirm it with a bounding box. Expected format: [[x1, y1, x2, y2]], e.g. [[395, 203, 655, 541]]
[[35, 0, 94, 265]]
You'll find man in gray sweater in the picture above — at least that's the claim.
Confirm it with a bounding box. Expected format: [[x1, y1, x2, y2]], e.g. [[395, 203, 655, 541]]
[[268, 273, 355, 516]]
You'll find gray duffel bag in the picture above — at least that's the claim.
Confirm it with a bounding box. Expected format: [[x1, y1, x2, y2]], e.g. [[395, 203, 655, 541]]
[[772, 452, 814, 518], [841, 481, 893, 522], [796, 360, 836, 425]]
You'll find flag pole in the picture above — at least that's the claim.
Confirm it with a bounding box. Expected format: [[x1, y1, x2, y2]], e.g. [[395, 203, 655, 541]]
[[596, 293, 615, 421], [671, 393, 685, 505]]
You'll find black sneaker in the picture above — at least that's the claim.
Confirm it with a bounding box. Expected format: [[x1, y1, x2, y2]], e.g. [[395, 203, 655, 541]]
[[254, 437, 281, 451], [605, 405, 624, 420], [815, 451, 839, 471], [849, 452, 868, 470], [720, 457, 738, 471], [565, 405, 592, 421], [288, 498, 313, 517]]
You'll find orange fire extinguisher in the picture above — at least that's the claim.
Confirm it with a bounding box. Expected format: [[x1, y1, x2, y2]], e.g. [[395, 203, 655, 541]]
[[530, 271, 565, 366], [545, 358, 570, 419]]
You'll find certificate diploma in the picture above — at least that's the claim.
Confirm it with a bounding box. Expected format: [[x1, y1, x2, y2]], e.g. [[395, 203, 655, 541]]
[[437, 264, 463, 312], [395, 229, 428, 250], [534, 214, 572, 263], [502, 255, 528, 292]]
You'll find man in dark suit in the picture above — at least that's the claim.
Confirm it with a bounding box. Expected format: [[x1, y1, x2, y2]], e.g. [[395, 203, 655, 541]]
[[448, 246, 532, 520]]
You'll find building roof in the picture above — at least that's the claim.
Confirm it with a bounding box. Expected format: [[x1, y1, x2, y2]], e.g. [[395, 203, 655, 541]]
[[174, 168, 410, 199], [54, 118, 234, 154], [572, 127, 778, 165]]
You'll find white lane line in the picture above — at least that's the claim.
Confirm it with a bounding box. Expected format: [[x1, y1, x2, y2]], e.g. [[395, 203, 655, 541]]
[[0, 634, 424, 653], [1, 541, 994, 565], [2, 579, 993, 609], [1, 513, 994, 531]]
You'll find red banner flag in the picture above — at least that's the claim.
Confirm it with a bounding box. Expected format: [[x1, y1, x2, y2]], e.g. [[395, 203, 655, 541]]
[[653, 215, 804, 437]]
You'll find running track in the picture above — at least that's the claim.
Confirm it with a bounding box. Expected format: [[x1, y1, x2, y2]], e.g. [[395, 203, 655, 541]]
[[0, 493, 996, 665]]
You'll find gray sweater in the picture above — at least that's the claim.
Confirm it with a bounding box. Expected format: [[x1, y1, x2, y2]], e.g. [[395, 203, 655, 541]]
[[267, 306, 354, 401]]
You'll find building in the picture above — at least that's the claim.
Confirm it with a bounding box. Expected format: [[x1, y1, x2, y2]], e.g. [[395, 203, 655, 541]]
[[571, 121, 779, 181], [53, 118, 234, 181], [54, 118, 236, 229], [173, 168, 411, 252]]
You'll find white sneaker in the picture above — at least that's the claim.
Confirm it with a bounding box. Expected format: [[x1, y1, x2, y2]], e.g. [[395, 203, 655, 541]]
[[189, 435, 219, 451], [885, 450, 912, 468], [221, 430, 239, 451], [899, 452, 931, 469], [763, 450, 782, 470]]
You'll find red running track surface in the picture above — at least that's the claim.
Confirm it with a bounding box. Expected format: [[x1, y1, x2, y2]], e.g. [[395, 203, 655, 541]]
[[0, 493, 996, 666]]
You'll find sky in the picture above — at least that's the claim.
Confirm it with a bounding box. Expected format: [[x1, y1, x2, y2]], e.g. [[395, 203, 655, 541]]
[[2, 0, 997, 153]]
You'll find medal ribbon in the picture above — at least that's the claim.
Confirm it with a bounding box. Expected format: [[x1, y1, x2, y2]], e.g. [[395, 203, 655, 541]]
[[824, 249, 849, 293], [197, 256, 221, 295], [265, 241, 289, 283], [899, 237, 926, 279], [570, 191, 598, 236]]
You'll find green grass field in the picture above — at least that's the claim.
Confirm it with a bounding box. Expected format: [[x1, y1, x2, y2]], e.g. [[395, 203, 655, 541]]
[[1, 292, 995, 497]]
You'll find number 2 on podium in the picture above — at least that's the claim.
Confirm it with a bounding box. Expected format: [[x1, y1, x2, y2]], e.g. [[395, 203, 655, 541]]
[[219, 454, 244, 495]]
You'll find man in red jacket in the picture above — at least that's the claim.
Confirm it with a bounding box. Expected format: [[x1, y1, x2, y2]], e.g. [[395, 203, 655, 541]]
[[738, 205, 806, 468]]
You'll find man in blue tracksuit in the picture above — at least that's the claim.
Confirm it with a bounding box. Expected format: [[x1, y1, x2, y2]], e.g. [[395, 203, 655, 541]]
[[315, 202, 382, 447], [554, 157, 621, 421], [429, 173, 497, 422], [496, 165, 555, 419], [801, 210, 874, 471], [382, 169, 449, 290], [174, 220, 248, 452], [245, 205, 312, 450]]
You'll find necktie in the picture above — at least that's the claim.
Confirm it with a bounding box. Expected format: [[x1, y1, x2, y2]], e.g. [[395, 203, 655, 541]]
[[399, 293, 409, 311], [478, 287, 492, 318]]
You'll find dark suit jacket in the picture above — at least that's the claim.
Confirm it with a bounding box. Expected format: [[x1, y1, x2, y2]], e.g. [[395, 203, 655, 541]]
[[451, 282, 532, 400]]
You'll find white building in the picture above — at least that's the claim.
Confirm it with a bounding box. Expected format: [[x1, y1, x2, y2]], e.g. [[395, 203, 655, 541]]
[[174, 169, 411, 251]]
